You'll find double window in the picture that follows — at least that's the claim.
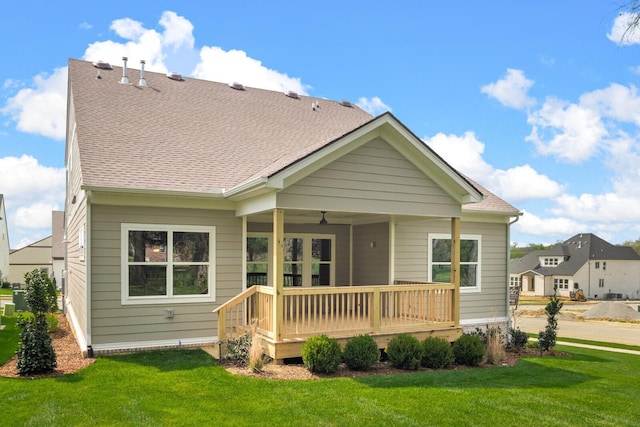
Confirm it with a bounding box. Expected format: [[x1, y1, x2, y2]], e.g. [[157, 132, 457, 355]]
[[554, 278, 569, 290], [121, 224, 215, 304], [428, 234, 481, 292], [247, 233, 335, 287]]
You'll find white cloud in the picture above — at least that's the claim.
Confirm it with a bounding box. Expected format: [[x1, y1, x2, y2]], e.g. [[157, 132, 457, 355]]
[[552, 192, 640, 223], [607, 12, 640, 45], [481, 68, 535, 110], [513, 210, 584, 239], [193, 47, 308, 93], [488, 165, 564, 202], [0, 155, 65, 248], [1, 67, 67, 140], [424, 131, 493, 181], [78, 22, 93, 30], [526, 97, 607, 163], [580, 83, 640, 126], [355, 97, 391, 116]]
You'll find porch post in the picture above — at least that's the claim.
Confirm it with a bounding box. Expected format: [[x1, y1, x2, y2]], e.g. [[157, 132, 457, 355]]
[[272, 209, 285, 343], [451, 217, 461, 327]]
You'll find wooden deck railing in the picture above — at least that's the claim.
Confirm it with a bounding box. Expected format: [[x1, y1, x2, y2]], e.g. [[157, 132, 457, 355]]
[[214, 282, 456, 343]]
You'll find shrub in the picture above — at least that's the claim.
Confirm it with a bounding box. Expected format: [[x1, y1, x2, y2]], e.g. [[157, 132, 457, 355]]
[[386, 334, 421, 370], [507, 327, 529, 353], [16, 269, 57, 375], [301, 335, 342, 373], [248, 333, 265, 373], [452, 334, 485, 366], [47, 313, 59, 333], [343, 334, 379, 371], [538, 286, 563, 352], [222, 332, 251, 365], [421, 337, 454, 369]]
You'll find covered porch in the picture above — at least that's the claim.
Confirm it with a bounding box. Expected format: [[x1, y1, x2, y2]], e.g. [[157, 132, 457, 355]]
[[213, 209, 463, 361]]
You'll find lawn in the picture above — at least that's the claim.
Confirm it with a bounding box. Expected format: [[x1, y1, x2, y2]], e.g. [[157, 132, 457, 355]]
[[1, 344, 639, 426]]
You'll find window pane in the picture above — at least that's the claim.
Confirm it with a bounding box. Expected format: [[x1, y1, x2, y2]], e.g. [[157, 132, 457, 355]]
[[129, 265, 167, 296], [173, 265, 208, 295], [312, 263, 331, 286], [247, 237, 269, 262], [283, 263, 302, 287], [312, 239, 332, 261], [461, 265, 477, 287], [247, 265, 267, 287], [460, 240, 478, 262], [432, 239, 451, 262], [129, 231, 167, 262], [432, 264, 451, 283], [173, 232, 209, 262], [284, 238, 303, 261]]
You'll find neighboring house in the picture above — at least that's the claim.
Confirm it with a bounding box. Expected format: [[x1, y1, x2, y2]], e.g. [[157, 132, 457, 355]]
[[65, 58, 521, 358], [52, 211, 65, 288], [0, 195, 9, 281], [8, 236, 52, 284], [510, 233, 640, 300]]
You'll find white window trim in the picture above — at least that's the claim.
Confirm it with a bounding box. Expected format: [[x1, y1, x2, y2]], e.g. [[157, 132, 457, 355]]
[[121, 223, 216, 305], [428, 233, 482, 293], [247, 232, 336, 287]]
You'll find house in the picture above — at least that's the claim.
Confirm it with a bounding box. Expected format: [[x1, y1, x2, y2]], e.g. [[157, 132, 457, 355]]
[[0, 195, 9, 282], [7, 235, 52, 285], [509, 233, 640, 300], [64, 58, 521, 359]]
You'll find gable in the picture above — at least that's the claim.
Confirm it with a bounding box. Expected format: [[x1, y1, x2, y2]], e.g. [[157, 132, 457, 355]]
[[278, 138, 460, 217]]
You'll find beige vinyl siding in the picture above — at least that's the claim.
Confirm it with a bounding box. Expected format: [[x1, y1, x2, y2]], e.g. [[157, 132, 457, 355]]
[[278, 139, 461, 217], [394, 220, 509, 320], [352, 223, 389, 285], [65, 199, 88, 340], [89, 204, 242, 346], [248, 222, 350, 285], [7, 236, 53, 283]]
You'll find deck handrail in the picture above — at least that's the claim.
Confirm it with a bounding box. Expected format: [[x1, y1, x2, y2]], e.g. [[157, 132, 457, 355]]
[[214, 282, 456, 345]]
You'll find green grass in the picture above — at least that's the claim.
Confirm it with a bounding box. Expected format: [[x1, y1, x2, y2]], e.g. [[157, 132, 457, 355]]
[[526, 333, 640, 352], [0, 288, 12, 296], [0, 346, 639, 426], [0, 316, 20, 363]]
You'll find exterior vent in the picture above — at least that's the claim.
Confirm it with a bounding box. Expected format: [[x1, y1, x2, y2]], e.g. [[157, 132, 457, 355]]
[[286, 90, 299, 99], [340, 100, 353, 108], [166, 72, 184, 81], [92, 61, 112, 70], [119, 57, 129, 84], [229, 82, 245, 90]]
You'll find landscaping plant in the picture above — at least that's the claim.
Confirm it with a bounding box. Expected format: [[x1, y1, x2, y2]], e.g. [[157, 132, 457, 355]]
[[301, 334, 342, 373], [421, 336, 454, 369], [452, 334, 485, 366], [507, 327, 528, 353], [15, 269, 57, 375], [386, 333, 422, 370], [343, 334, 379, 371], [538, 286, 563, 352], [485, 326, 505, 365]]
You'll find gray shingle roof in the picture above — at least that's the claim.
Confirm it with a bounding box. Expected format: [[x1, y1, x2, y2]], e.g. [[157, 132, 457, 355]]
[[69, 59, 373, 193], [68, 58, 519, 215]]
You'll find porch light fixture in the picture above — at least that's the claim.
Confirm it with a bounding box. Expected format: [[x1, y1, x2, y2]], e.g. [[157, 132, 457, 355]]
[[319, 211, 328, 225]]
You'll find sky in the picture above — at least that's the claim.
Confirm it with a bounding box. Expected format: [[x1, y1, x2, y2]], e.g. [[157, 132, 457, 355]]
[[2, 1, 640, 249]]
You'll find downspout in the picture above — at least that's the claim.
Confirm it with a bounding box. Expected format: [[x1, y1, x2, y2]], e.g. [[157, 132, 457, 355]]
[[85, 191, 92, 355], [507, 215, 520, 329], [242, 216, 247, 292]]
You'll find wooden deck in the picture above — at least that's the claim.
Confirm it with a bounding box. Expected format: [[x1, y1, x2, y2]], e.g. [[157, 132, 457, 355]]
[[213, 282, 462, 360]]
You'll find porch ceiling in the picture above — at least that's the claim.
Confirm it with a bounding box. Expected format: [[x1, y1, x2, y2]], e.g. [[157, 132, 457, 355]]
[[245, 209, 452, 225]]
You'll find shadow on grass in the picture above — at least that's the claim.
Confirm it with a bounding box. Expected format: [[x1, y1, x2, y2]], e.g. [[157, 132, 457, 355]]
[[98, 348, 217, 373], [355, 358, 597, 390]]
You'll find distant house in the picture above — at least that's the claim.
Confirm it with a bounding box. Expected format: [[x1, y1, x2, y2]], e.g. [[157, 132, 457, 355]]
[[8, 236, 52, 284], [509, 233, 640, 300], [64, 58, 521, 358], [0, 195, 9, 281]]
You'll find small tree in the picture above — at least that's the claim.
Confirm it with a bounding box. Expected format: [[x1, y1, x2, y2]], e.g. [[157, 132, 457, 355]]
[[16, 269, 57, 375], [538, 286, 563, 353]]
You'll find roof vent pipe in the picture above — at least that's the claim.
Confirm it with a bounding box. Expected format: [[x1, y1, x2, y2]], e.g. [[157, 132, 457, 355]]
[[139, 60, 147, 86], [120, 56, 129, 84]]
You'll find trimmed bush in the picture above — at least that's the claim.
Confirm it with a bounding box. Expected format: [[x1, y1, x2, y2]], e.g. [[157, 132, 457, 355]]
[[223, 332, 251, 365], [507, 327, 528, 353], [452, 334, 485, 366], [421, 337, 454, 369], [343, 334, 379, 371], [386, 334, 421, 370], [16, 269, 57, 375], [301, 335, 342, 373]]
